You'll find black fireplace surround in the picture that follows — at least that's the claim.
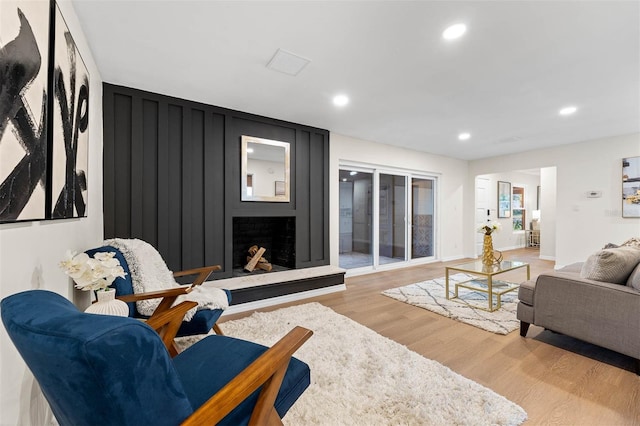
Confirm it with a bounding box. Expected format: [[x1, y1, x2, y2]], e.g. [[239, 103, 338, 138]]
[[233, 217, 296, 273]]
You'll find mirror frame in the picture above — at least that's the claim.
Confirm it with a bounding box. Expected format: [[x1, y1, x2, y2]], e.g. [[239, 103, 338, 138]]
[[241, 135, 290, 202]]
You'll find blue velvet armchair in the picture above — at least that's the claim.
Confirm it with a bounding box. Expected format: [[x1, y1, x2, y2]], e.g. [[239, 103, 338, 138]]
[[1, 290, 312, 425], [86, 243, 231, 355]]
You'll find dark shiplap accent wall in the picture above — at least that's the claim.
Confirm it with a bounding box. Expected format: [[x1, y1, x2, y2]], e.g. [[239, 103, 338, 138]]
[[102, 83, 330, 278]]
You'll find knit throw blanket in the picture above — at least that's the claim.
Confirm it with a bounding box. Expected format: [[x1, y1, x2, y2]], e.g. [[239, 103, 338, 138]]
[[104, 238, 229, 321]]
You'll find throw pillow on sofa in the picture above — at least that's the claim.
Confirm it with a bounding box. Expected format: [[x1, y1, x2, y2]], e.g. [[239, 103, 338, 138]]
[[580, 246, 640, 284]]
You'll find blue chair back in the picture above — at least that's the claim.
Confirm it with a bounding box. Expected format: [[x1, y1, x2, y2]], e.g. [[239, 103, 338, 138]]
[[1, 291, 194, 426], [86, 246, 137, 316]]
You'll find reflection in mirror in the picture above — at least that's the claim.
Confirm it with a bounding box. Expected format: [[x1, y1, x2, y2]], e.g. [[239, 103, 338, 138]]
[[241, 136, 290, 202]]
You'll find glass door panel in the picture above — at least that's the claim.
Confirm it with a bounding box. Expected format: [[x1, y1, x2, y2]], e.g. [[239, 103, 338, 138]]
[[411, 178, 434, 259], [339, 169, 373, 269], [379, 173, 406, 264]]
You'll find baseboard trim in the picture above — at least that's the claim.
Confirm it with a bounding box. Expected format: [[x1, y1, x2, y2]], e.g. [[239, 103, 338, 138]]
[[539, 255, 556, 261], [221, 284, 346, 316]]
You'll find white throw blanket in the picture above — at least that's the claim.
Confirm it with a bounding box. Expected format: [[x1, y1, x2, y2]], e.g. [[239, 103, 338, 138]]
[[104, 238, 228, 321]]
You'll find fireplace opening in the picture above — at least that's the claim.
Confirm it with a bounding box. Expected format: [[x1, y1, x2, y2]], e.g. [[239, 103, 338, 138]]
[[232, 217, 296, 277]]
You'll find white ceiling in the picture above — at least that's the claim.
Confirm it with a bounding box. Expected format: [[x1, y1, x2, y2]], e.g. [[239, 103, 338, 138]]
[[71, 0, 640, 160]]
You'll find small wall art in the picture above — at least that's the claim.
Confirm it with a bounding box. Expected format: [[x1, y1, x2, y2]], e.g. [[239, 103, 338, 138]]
[[622, 156, 640, 218], [497, 181, 511, 218]]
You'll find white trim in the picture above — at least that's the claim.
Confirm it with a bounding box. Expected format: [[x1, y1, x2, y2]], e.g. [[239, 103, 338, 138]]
[[540, 255, 556, 261], [220, 284, 346, 316]]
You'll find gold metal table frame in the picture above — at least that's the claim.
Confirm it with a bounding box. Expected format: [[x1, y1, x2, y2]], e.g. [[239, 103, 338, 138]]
[[445, 260, 530, 312]]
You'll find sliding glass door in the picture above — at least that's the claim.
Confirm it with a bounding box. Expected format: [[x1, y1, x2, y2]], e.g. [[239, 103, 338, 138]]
[[411, 178, 434, 259], [339, 165, 436, 272], [379, 173, 406, 264], [339, 169, 373, 269]]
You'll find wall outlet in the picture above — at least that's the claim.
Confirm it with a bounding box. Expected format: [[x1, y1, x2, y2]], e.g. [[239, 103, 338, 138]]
[[586, 190, 602, 198]]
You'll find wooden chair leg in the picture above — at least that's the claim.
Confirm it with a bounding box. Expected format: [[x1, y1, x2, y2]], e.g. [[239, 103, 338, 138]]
[[519, 321, 530, 337], [213, 323, 224, 335]]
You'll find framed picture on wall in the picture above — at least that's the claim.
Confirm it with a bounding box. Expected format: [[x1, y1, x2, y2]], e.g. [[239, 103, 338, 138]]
[[497, 181, 511, 218], [275, 180, 285, 196], [0, 0, 51, 223], [50, 3, 90, 219], [622, 156, 640, 218]]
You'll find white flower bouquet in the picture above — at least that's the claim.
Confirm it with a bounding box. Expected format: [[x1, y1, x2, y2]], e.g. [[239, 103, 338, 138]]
[[477, 221, 501, 235], [60, 251, 127, 291]]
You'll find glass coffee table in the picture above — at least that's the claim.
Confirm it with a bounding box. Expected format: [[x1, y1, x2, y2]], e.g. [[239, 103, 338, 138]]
[[445, 260, 530, 312]]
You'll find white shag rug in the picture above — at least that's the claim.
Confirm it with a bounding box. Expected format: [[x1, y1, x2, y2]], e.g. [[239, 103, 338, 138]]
[[177, 302, 527, 425], [382, 273, 520, 335]]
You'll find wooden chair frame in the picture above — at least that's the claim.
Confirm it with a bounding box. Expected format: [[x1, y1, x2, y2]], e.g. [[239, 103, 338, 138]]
[[142, 299, 313, 425], [116, 264, 223, 356]]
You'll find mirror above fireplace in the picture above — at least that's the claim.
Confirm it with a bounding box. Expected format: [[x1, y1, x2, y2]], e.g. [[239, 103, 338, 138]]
[[241, 135, 290, 202]]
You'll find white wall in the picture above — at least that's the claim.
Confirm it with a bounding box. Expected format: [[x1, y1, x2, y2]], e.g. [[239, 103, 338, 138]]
[[0, 1, 103, 424], [330, 133, 469, 265], [475, 171, 541, 252], [468, 133, 640, 267], [539, 167, 557, 260]]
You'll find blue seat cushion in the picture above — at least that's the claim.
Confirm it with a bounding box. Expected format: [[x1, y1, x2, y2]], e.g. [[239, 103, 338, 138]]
[[173, 335, 310, 425]]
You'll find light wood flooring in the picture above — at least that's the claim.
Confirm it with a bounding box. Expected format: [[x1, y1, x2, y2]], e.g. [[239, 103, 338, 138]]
[[221, 248, 640, 425]]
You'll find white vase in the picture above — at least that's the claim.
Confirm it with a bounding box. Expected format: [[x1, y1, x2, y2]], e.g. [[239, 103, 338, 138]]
[[85, 288, 129, 317]]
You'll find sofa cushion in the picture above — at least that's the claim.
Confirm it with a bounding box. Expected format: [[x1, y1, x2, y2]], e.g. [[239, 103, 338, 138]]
[[627, 262, 640, 291], [580, 246, 640, 284]]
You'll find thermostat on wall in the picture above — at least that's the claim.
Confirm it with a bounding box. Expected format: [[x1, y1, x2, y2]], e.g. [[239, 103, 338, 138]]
[[587, 191, 602, 198]]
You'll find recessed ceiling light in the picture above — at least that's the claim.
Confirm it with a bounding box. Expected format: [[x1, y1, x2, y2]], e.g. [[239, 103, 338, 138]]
[[458, 132, 471, 141], [246, 148, 254, 153], [559, 106, 577, 116], [333, 94, 349, 107], [443, 23, 467, 40], [342, 178, 347, 182], [349, 171, 358, 176]]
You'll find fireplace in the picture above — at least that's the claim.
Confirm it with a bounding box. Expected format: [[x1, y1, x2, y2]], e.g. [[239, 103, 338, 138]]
[[232, 217, 296, 276]]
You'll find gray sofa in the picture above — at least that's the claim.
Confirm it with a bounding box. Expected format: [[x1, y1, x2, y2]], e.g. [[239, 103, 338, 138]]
[[517, 261, 640, 374]]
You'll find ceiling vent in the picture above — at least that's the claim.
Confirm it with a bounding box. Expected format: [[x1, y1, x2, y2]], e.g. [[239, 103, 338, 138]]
[[266, 48, 310, 76]]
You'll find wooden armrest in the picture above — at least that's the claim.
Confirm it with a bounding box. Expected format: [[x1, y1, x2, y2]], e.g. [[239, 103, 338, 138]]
[[173, 265, 222, 287], [116, 286, 191, 303], [146, 301, 198, 356], [182, 326, 313, 426]]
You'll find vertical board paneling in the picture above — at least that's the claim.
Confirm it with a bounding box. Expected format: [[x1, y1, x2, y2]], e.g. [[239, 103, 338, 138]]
[[204, 112, 225, 268], [156, 102, 170, 259], [181, 108, 192, 267], [102, 83, 329, 280], [296, 130, 311, 265], [142, 100, 158, 246], [112, 93, 132, 237], [167, 105, 183, 270], [102, 88, 116, 237], [310, 132, 325, 262], [130, 97, 143, 237], [188, 109, 205, 268]]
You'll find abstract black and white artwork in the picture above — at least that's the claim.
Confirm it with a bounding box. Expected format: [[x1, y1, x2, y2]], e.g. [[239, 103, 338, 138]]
[[0, 0, 50, 222], [50, 3, 89, 219]]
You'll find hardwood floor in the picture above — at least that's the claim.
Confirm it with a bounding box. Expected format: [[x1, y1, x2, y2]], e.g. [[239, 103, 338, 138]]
[[221, 248, 640, 425]]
